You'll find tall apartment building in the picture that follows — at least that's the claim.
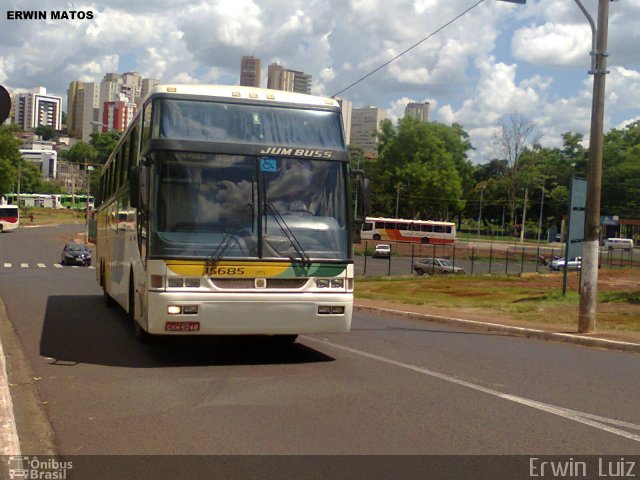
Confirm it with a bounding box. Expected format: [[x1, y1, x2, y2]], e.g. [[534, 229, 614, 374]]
[[80, 82, 99, 142], [404, 102, 430, 122], [141, 78, 160, 101], [350, 106, 386, 157], [101, 95, 137, 133], [12, 87, 62, 131], [68, 74, 158, 140], [267, 63, 312, 95], [66, 81, 84, 137], [121, 72, 143, 104], [240, 56, 261, 87]]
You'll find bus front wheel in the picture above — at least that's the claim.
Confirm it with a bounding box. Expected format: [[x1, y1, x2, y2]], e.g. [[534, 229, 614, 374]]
[[373, 234, 381, 241], [130, 276, 152, 344]]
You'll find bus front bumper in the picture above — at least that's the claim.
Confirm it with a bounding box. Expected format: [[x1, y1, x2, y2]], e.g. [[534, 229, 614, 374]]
[[146, 292, 353, 335]]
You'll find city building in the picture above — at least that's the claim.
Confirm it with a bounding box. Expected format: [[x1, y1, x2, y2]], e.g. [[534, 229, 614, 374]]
[[350, 106, 386, 157], [66, 81, 84, 137], [267, 63, 312, 95], [19, 144, 58, 179], [101, 96, 137, 133], [240, 56, 261, 87], [121, 72, 142, 104], [80, 82, 99, 142], [141, 78, 160, 102], [67, 74, 158, 140], [12, 87, 62, 131], [404, 102, 430, 122]]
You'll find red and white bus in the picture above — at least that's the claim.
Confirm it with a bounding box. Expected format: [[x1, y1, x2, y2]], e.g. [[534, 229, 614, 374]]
[[0, 204, 19, 232], [360, 216, 456, 244]]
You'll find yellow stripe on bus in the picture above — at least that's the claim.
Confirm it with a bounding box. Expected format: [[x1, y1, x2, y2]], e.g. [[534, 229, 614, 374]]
[[166, 260, 292, 278]]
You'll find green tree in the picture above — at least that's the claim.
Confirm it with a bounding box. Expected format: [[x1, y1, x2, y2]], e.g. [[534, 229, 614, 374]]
[[0, 125, 23, 195], [90, 131, 120, 164], [601, 121, 640, 217], [374, 117, 472, 220], [34, 125, 60, 141], [61, 141, 96, 164]]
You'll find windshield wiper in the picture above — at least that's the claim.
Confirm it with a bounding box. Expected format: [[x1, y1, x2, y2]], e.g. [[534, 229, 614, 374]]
[[207, 203, 253, 267], [264, 203, 311, 266]]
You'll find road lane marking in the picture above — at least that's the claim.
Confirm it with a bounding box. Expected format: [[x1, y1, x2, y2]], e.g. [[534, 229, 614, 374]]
[[37, 263, 46, 268], [20, 264, 28, 268], [53, 264, 62, 269], [303, 336, 640, 443], [2, 264, 10, 268]]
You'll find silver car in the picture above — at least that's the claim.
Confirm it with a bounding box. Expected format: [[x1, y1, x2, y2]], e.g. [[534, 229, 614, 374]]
[[549, 256, 581, 271], [413, 258, 464, 275]]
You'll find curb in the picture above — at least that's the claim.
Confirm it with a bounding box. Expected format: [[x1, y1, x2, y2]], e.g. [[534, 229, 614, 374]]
[[0, 306, 20, 456], [355, 304, 640, 354]]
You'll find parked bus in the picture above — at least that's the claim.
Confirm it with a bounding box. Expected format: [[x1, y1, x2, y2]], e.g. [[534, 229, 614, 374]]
[[0, 204, 19, 232], [96, 84, 365, 342], [360, 216, 456, 244]]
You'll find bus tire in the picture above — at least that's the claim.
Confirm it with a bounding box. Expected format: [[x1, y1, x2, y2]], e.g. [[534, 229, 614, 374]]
[[373, 234, 381, 240], [130, 276, 152, 344], [101, 262, 116, 307]]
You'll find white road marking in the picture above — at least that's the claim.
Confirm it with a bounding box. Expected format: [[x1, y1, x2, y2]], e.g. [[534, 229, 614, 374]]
[[303, 336, 640, 443], [37, 263, 46, 268], [53, 264, 63, 269], [2, 264, 10, 268], [20, 264, 28, 268]]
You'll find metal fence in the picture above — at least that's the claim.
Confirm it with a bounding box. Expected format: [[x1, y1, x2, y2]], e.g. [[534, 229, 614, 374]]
[[354, 240, 637, 277]]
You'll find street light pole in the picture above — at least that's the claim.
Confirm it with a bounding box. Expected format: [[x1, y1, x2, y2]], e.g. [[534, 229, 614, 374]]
[[577, 0, 610, 333], [85, 158, 90, 245]]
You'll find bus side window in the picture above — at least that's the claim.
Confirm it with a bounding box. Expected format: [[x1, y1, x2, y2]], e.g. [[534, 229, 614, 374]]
[[362, 222, 373, 231], [421, 224, 432, 232], [375, 222, 384, 229]]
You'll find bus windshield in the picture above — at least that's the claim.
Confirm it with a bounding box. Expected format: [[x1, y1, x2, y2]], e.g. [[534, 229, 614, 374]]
[[155, 99, 344, 150], [150, 152, 348, 260]]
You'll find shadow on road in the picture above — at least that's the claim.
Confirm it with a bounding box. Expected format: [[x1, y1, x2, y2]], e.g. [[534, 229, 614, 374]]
[[39, 295, 335, 368]]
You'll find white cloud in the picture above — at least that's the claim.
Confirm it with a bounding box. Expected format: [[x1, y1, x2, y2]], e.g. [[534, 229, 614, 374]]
[[0, 0, 637, 169]]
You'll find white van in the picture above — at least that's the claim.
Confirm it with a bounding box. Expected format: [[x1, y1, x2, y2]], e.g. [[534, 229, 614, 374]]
[[604, 238, 634, 251]]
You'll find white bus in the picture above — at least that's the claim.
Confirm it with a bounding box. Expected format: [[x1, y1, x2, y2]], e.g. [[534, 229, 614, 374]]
[[361, 216, 456, 245], [96, 84, 365, 342], [0, 204, 19, 232]]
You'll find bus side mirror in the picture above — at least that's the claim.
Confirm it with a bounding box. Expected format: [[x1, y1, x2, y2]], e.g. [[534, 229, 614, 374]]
[[352, 169, 369, 243], [129, 166, 140, 209]]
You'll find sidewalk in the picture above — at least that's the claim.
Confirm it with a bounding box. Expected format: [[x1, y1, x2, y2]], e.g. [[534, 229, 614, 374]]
[[355, 298, 640, 353]]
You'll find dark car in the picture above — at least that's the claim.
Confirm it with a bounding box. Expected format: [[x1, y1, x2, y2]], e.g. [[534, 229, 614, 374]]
[[61, 242, 92, 266]]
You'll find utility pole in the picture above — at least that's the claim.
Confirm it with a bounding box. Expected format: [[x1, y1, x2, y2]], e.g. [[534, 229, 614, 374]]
[[577, 0, 610, 333]]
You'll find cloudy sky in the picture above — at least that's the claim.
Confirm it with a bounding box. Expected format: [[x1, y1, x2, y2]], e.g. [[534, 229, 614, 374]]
[[1, 0, 639, 163]]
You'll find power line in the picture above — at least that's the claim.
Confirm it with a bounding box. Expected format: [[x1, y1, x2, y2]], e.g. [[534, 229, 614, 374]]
[[332, 0, 486, 98]]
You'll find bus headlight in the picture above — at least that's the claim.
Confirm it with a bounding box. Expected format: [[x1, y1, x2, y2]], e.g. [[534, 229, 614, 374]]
[[315, 278, 345, 289]]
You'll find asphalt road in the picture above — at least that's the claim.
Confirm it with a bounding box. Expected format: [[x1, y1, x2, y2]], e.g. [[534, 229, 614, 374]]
[[1, 225, 639, 477]]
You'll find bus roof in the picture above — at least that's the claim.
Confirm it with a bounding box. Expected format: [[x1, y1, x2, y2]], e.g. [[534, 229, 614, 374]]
[[147, 84, 340, 109], [365, 216, 455, 226]]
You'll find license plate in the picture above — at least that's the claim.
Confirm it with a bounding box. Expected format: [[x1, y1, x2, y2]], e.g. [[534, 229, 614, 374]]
[[165, 322, 200, 332]]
